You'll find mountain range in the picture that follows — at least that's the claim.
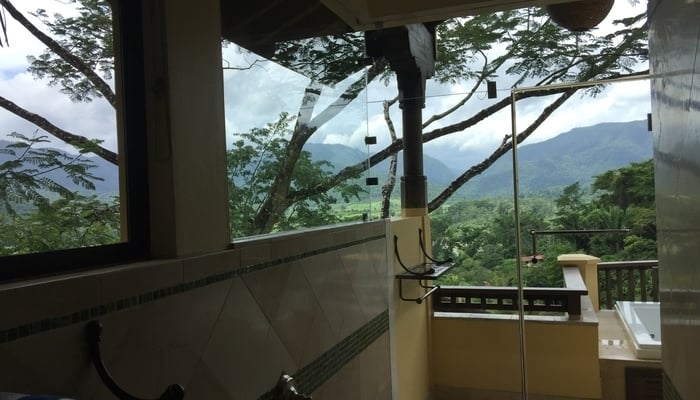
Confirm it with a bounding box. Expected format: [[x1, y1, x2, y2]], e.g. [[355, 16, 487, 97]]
[[455, 119, 653, 197], [0, 120, 652, 199], [308, 119, 653, 197], [0, 140, 119, 195]]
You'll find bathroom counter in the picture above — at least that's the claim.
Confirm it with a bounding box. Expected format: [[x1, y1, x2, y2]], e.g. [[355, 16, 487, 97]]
[[598, 310, 661, 362], [597, 310, 661, 400]]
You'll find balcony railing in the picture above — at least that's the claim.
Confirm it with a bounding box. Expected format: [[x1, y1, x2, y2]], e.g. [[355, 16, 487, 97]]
[[597, 260, 659, 309], [434, 266, 588, 319]]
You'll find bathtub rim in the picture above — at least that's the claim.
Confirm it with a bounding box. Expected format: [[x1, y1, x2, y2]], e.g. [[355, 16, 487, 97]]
[[614, 300, 661, 360]]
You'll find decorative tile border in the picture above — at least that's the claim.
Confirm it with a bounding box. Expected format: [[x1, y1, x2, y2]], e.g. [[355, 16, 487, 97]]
[[257, 309, 390, 400], [237, 235, 386, 275], [0, 234, 386, 345], [663, 369, 684, 400]]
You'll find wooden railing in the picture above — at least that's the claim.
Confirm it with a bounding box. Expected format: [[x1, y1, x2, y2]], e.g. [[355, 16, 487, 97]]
[[597, 260, 659, 309], [434, 266, 588, 319]]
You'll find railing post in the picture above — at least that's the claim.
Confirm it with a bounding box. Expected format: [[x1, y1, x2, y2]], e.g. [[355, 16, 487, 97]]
[[567, 292, 582, 320], [557, 254, 601, 311]]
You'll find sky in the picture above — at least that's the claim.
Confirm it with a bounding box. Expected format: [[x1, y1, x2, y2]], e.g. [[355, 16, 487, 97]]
[[0, 0, 118, 151], [0, 0, 650, 163], [221, 0, 650, 162]]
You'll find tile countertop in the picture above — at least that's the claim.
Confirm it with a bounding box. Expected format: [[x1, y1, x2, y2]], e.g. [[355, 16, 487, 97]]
[[597, 309, 661, 364]]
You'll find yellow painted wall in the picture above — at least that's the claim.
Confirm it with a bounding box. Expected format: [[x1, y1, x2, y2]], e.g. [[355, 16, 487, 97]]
[[558, 254, 601, 310], [390, 216, 434, 400], [431, 316, 602, 399]]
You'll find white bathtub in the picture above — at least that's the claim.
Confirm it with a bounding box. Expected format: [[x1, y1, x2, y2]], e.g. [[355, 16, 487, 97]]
[[614, 301, 661, 360]]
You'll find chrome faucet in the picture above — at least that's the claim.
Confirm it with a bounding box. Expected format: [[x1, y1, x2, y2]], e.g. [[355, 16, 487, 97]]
[[273, 373, 312, 400]]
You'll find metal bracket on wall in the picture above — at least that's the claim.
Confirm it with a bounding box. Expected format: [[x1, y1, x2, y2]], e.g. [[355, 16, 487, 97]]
[[86, 320, 185, 400], [394, 230, 454, 304]]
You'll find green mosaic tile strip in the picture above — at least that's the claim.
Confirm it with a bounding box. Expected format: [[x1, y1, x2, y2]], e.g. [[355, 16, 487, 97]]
[[257, 309, 390, 400], [663, 369, 684, 400], [237, 235, 385, 275], [0, 234, 385, 345]]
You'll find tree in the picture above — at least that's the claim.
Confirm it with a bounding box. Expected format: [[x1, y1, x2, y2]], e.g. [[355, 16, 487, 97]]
[[0, 132, 103, 215], [590, 159, 656, 257], [227, 113, 363, 237], [0, 0, 118, 163], [593, 159, 655, 210], [548, 160, 656, 258], [0, 0, 119, 255], [252, 6, 648, 232], [0, 133, 118, 255], [1, 0, 649, 236], [523, 242, 573, 287], [553, 182, 592, 251], [0, 194, 119, 255]]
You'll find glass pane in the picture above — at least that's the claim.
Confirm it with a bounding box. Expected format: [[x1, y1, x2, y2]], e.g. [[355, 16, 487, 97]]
[[223, 33, 373, 239], [0, 0, 121, 255], [433, 78, 652, 289]]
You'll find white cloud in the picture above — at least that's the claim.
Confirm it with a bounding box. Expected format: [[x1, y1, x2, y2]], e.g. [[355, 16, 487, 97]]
[[0, 71, 117, 151], [0, 1, 117, 152], [0, 0, 650, 161], [221, 47, 310, 145]]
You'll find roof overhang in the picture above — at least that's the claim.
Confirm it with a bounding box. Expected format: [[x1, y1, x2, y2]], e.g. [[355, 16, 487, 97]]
[[220, 0, 576, 54]]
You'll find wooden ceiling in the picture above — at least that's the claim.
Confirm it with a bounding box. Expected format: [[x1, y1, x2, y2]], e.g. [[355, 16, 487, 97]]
[[220, 0, 575, 54]]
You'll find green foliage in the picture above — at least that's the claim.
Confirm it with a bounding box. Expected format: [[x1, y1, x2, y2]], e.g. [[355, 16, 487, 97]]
[[550, 159, 656, 256], [433, 159, 656, 288], [6, 0, 651, 255], [27, 0, 114, 102], [0, 132, 119, 255], [0, 194, 119, 255], [0, 132, 103, 215], [553, 182, 588, 229], [271, 6, 647, 90], [523, 242, 573, 287], [593, 159, 654, 209], [551, 160, 657, 258], [272, 34, 367, 85], [222, 5, 648, 236], [227, 113, 364, 237]]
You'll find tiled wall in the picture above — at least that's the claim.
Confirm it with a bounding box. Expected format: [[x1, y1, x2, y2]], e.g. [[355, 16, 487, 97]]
[[649, 1, 700, 399], [0, 221, 392, 400]]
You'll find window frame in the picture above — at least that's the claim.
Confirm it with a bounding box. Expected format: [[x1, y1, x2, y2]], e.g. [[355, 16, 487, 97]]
[[0, 0, 150, 282]]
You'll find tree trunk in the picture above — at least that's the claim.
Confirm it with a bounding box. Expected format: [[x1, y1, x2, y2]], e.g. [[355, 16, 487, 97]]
[[381, 98, 398, 218]]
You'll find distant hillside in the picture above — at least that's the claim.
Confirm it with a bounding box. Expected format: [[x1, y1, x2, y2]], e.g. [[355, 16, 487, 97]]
[[303, 143, 459, 185], [456, 120, 653, 197], [0, 120, 652, 201], [0, 140, 119, 195]]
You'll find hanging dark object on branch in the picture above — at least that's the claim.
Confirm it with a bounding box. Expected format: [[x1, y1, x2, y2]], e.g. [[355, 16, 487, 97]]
[[546, 0, 614, 32]]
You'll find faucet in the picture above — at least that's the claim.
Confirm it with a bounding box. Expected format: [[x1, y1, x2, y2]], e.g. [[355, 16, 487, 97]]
[[273, 373, 312, 400]]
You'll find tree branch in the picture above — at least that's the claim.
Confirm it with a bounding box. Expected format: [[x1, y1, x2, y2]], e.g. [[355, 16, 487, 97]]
[[308, 59, 387, 128], [252, 61, 387, 232], [0, 95, 118, 165], [427, 89, 575, 212], [222, 58, 266, 70], [0, 3, 8, 47], [425, 30, 649, 211], [287, 62, 646, 205], [422, 49, 500, 129], [1, 0, 116, 106], [381, 97, 399, 218], [287, 88, 541, 202]]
